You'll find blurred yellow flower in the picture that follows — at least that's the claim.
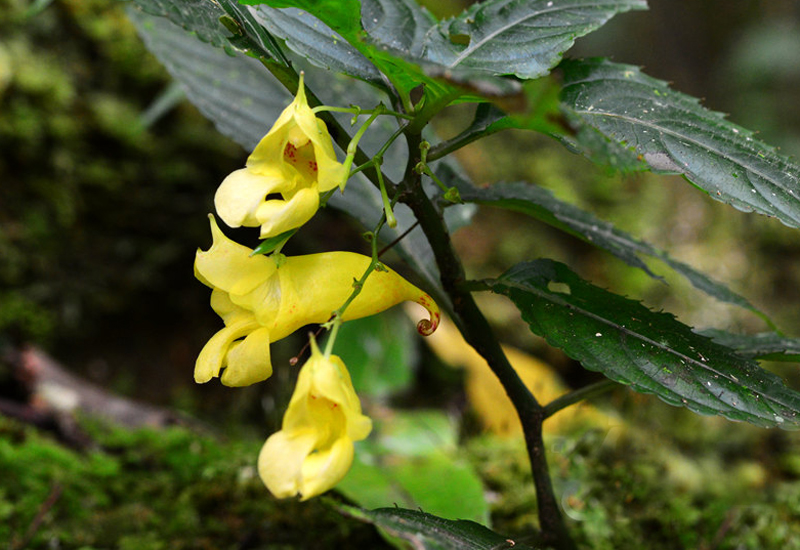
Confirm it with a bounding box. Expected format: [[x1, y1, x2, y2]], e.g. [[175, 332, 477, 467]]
[[423, 313, 615, 437], [215, 75, 346, 239], [258, 339, 371, 500], [194, 216, 439, 386]]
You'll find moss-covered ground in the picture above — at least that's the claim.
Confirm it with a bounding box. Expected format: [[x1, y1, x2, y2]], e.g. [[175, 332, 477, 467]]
[[0, 416, 391, 549], [4, 395, 800, 549]]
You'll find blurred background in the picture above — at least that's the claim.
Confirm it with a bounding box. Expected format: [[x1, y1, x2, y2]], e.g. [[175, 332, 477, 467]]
[[2, 0, 800, 547]]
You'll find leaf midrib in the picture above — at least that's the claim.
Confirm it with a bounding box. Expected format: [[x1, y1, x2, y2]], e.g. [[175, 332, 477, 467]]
[[574, 109, 800, 221], [494, 277, 796, 417]]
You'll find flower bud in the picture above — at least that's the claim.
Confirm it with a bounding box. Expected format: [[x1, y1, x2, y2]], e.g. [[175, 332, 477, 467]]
[[258, 339, 371, 500]]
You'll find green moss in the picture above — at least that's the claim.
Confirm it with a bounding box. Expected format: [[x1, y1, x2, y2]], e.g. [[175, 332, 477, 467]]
[[465, 394, 800, 549], [0, 416, 391, 549]]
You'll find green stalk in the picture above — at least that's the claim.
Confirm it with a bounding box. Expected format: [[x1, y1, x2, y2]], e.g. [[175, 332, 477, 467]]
[[323, 217, 386, 357], [544, 380, 618, 419]]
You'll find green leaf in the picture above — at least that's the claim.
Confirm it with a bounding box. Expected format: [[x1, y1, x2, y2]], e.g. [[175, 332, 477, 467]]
[[429, 78, 565, 160], [429, 77, 646, 173], [129, 8, 291, 150], [363, 1, 522, 105], [339, 505, 536, 550], [251, 0, 465, 112], [251, 0, 646, 116], [250, 228, 297, 255], [362, 0, 437, 57], [555, 109, 648, 173], [422, 0, 647, 79], [323, 309, 418, 399], [132, 0, 230, 49], [445, 169, 769, 320], [132, 0, 283, 61], [560, 58, 800, 228], [218, 0, 288, 62], [251, 5, 385, 85], [338, 410, 489, 525], [487, 259, 800, 428], [702, 329, 800, 362]]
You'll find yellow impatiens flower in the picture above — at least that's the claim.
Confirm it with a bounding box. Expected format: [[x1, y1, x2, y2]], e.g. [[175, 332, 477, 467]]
[[258, 339, 372, 500], [215, 75, 347, 239], [194, 216, 440, 387]]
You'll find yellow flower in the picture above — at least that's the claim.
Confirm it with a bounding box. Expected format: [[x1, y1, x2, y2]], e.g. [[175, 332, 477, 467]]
[[214, 75, 347, 239], [194, 216, 440, 387], [258, 339, 371, 500]]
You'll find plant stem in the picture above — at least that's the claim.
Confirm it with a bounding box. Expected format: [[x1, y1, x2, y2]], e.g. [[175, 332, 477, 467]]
[[399, 132, 576, 550], [544, 379, 618, 419], [312, 105, 413, 120], [323, 218, 386, 357]]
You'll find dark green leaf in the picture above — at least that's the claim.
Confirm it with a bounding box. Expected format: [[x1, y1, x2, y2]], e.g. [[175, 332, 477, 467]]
[[132, 0, 282, 61], [487, 259, 800, 428], [132, 0, 230, 49], [422, 0, 647, 79], [339, 505, 536, 550], [248, 0, 524, 125], [251, 0, 465, 111], [362, 0, 437, 57], [702, 330, 800, 362], [251, 5, 385, 85], [447, 171, 768, 320], [555, 109, 648, 173], [129, 8, 291, 150], [560, 58, 800, 228], [430, 77, 646, 173], [218, 0, 288, 62]]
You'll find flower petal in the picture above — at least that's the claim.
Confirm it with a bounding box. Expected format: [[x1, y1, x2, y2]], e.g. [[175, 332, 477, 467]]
[[220, 326, 273, 386], [309, 120, 347, 193], [298, 436, 355, 500], [215, 168, 289, 229], [194, 318, 259, 384], [209, 288, 246, 324], [195, 216, 275, 294], [255, 186, 320, 239], [258, 429, 317, 499], [248, 97, 304, 168], [307, 355, 372, 441]]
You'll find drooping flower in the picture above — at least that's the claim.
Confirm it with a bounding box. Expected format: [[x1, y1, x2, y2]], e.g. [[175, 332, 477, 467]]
[[258, 338, 371, 500], [194, 216, 440, 387], [214, 75, 347, 240]]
